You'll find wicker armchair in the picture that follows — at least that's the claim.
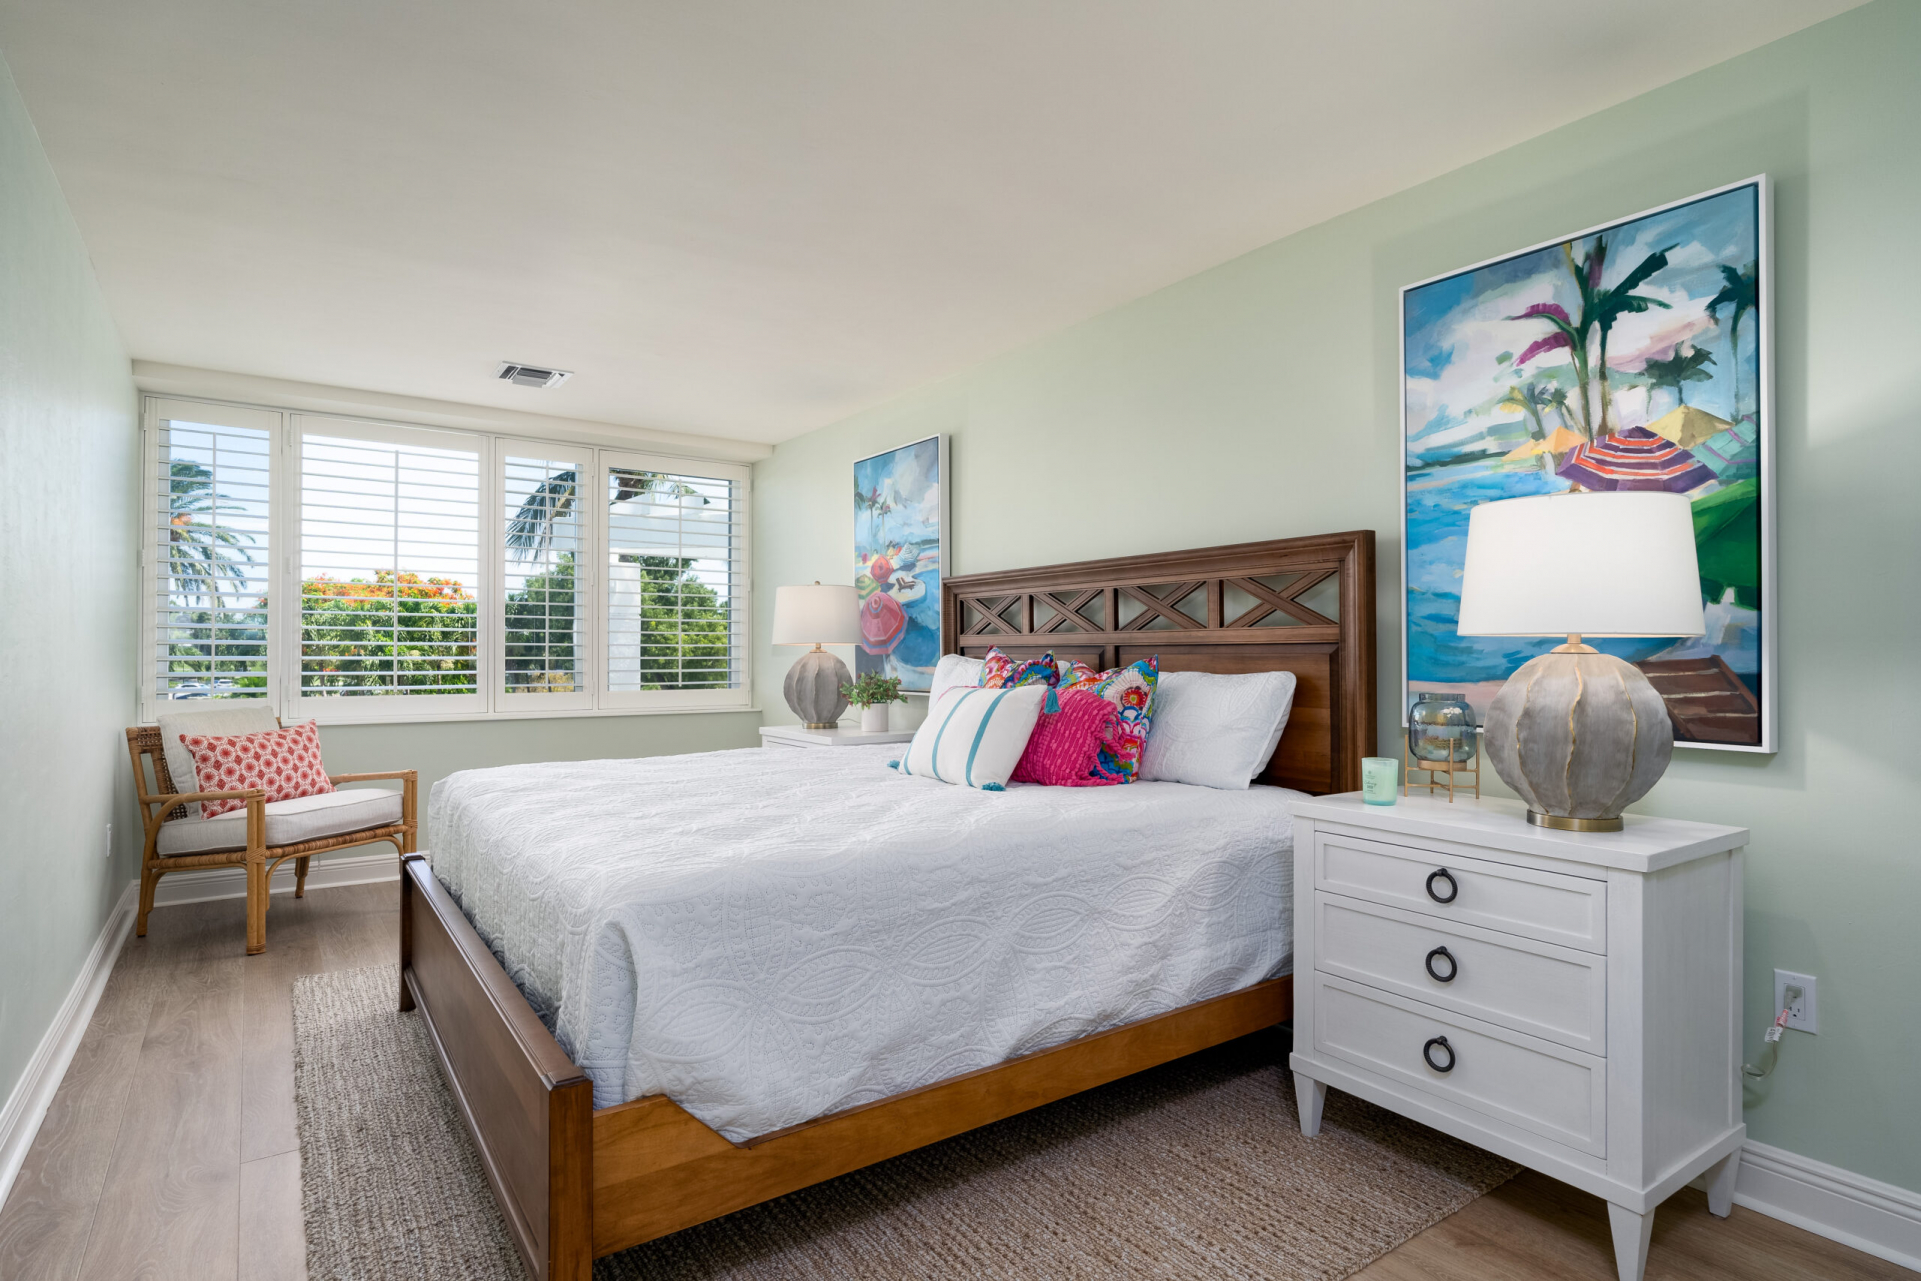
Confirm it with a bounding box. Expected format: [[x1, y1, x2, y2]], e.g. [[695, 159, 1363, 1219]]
[[126, 724, 417, 955]]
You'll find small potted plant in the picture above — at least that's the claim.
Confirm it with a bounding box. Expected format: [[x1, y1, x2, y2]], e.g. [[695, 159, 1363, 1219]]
[[841, 672, 905, 732]]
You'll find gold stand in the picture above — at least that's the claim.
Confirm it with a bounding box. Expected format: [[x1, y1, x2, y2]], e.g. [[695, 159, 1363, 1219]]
[[1403, 734, 1480, 803]]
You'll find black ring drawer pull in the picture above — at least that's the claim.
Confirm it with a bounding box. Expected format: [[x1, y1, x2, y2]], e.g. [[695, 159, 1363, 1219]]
[[1423, 1036, 1456, 1073], [1425, 946, 1458, 983], [1426, 868, 1459, 904]]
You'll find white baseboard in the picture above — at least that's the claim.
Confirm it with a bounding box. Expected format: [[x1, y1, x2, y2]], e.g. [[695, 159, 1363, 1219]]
[[149, 849, 404, 907], [0, 881, 136, 1211], [1729, 1139, 1921, 1272]]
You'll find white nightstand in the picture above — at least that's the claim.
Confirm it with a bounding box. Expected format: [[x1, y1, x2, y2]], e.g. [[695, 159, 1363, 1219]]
[[758, 725, 916, 749], [1288, 793, 1748, 1281]]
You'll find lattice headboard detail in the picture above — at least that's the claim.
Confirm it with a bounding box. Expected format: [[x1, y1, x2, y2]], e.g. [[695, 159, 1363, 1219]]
[[941, 532, 1376, 795]]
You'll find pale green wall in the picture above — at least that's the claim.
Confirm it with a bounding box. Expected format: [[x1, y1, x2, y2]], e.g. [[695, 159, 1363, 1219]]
[[318, 711, 760, 849], [0, 55, 139, 1105], [754, 2, 1921, 1191]]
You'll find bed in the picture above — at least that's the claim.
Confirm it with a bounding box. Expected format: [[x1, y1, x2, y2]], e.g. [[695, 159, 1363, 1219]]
[[399, 531, 1375, 1280]]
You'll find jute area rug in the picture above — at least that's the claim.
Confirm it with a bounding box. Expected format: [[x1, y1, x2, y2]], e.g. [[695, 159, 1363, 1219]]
[[295, 965, 1515, 1280]]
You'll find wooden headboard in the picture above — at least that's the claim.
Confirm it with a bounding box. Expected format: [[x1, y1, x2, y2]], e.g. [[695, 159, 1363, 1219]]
[[941, 532, 1376, 795]]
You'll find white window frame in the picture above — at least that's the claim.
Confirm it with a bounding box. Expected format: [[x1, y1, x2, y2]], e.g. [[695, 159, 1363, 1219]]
[[287, 414, 490, 723], [139, 398, 285, 726], [137, 395, 754, 724], [597, 449, 753, 714]]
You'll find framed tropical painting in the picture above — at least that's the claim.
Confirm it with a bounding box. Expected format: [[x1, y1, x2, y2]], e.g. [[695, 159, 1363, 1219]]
[[854, 434, 947, 694], [1401, 176, 1774, 752]]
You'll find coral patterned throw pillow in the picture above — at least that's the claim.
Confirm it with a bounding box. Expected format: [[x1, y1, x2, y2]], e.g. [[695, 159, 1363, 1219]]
[[177, 721, 335, 818]]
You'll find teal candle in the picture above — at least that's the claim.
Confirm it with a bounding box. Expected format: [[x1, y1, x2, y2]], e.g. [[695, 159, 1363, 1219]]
[[1361, 756, 1399, 805]]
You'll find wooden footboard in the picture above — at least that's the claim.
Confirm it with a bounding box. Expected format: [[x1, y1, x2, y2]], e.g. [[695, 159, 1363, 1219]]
[[401, 853, 1293, 1277], [401, 854, 593, 1281]]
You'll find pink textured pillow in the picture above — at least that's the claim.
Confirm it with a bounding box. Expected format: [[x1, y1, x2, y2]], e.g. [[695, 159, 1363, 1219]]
[[178, 721, 335, 818], [1011, 689, 1121, 786]]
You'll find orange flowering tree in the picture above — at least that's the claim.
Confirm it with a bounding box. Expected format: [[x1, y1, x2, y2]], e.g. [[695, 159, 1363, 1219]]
[[299, 571, 479, 693]]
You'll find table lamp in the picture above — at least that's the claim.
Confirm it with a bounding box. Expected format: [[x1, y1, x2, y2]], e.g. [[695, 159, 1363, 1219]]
[[772, 583, 860, 728], [1456, 492, 1705, 831]]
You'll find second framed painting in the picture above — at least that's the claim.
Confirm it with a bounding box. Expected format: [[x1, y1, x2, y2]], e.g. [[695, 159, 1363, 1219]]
[[1402, 177, 1774, 751], [854, 434, 948, 694]]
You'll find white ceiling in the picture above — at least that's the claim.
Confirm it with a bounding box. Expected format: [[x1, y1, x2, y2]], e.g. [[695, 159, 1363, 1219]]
[[0, 1, 1859, 444]]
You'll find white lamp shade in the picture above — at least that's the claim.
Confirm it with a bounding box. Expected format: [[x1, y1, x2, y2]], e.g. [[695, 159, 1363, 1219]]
[[771, 583, 860, 646], [1456, 492, 1706, 638]]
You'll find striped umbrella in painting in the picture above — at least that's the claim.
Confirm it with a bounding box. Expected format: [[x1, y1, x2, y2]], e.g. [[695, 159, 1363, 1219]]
[[1556, 426, 1717, 493]]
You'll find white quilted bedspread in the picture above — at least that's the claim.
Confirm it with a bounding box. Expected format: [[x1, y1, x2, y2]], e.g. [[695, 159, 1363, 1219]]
[[428, 744, 1298, 1139]]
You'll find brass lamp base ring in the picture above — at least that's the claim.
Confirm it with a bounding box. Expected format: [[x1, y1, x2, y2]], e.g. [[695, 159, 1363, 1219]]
[[801, 721, 840, 730], [1527, 811, 1624, 833]]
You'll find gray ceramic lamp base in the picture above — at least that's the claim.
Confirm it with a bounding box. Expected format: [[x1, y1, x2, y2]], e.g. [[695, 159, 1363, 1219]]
[[783, 647, 851, 728], [1483, 648, 1674, 832]]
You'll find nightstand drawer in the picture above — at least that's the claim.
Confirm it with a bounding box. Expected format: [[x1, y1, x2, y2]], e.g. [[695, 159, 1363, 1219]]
[[1312, 973, 1607, 1157], [1312, 831, 1607, 952], [1313, 894, 1606, 1054]]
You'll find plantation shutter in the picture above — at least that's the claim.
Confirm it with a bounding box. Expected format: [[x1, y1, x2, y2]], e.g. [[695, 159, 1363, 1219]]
[[293, 416, 485, 716], [147, 400, 277, 713], [500, 446, 591, 709], [601, 451, 750, 710]]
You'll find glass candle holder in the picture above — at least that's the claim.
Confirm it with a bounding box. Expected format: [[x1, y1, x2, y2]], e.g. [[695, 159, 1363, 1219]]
[[1361, 756, 1398, 805], [1408, 692, 1477, 763]]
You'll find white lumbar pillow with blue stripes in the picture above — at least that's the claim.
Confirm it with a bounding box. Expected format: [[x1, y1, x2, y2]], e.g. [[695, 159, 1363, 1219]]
[[891, 683, 1048, 790]]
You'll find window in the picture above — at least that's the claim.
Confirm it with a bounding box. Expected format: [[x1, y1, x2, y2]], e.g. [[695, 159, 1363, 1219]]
[[294, 418, 483, 715], [147, 400, 275, 708], [602, 454, 746, 709], [140, 397, 750, 723], [501, 447, 589, 710]]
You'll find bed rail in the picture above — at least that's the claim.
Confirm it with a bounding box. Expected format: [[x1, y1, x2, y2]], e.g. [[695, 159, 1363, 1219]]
[[401, 853, 594, 1281]]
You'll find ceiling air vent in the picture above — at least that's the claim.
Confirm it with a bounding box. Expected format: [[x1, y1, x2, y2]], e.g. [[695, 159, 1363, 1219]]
[[496, 361, 572, 389]]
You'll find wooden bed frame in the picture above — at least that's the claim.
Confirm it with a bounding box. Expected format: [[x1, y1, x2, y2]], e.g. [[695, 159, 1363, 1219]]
[[399, 531, 1375, 1280]]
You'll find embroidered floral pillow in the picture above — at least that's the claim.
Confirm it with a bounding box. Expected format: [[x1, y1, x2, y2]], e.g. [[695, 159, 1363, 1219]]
[[177, 721, 335, 818], [1059, 655, 1160, 783], [978, 646, 1060, 690]]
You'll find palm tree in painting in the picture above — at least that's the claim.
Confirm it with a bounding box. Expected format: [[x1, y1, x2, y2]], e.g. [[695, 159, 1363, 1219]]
[[1508, 303, 1592, 438], [1590, 239, 1676, 433], [1510, 235, 1674, 439], [1642, 345, 1716, 412], [1498, 381, 1560, 442], [166, 460, 256, 608], [1707, 261, 1758, 424], [855, 483, 896, 545]]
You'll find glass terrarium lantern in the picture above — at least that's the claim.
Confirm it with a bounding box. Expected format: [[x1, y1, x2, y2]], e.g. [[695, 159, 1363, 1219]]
[[1403, 692, 1480, 801]]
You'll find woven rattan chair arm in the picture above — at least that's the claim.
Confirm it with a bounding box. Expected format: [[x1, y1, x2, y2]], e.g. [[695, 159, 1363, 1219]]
[[326, 771, 416, 784], [155, 788, 269, 806]]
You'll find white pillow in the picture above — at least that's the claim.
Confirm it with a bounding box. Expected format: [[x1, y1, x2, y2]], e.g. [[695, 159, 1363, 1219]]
[[155, 701, 281, 817], [894, 684, 1047, 790], [928, 653, 985, 705], [1140, 670, 1297, 790]]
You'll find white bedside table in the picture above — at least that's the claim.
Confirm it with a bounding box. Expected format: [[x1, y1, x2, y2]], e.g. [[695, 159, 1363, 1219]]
[[758, 725, 916, 749], [1288, 793, 1748, 1281]]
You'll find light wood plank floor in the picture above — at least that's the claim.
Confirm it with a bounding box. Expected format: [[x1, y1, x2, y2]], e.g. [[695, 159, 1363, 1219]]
[[0, 883, 1909, 1280]]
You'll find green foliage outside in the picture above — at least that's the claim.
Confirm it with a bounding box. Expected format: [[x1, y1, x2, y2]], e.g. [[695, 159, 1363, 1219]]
[[607, 555, 734, 690]]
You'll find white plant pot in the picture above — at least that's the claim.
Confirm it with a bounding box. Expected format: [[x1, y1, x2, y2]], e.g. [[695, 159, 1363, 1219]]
[[860, 704, 890, 732]]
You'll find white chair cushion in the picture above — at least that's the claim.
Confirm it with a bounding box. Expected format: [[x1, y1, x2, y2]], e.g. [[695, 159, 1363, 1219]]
[[156, 788, 402, 857], [1140, 669, 1298, 790], [154, 702, 280, 818]]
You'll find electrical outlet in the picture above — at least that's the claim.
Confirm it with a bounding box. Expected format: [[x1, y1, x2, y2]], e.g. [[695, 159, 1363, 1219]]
[[1774, 969, 1818, 1034]]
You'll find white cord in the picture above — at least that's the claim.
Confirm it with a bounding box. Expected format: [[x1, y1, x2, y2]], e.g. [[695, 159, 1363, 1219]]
[[1742, 1006, 1792, 1080]]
